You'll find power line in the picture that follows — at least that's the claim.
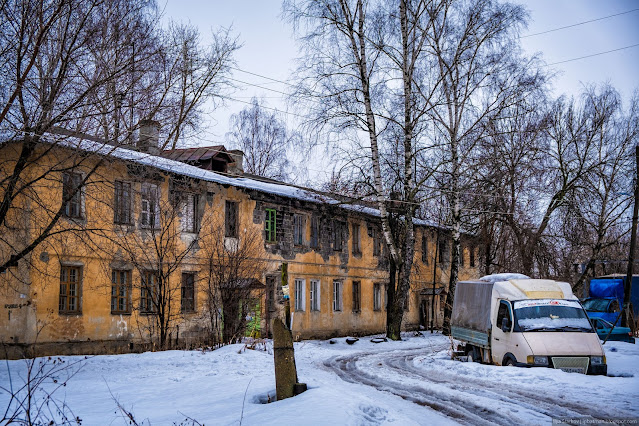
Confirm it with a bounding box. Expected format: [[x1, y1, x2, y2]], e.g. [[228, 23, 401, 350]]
[[521, 8, 639, 39], [546, 43, 639, 66]]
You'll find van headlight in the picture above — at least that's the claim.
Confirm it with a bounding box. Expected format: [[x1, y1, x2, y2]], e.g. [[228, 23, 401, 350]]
[[527, 355, 548, 365], [591, 356, 604, 365]]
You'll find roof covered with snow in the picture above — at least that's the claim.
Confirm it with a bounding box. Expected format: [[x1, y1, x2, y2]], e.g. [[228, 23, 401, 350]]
[[43, 134, 442, 228]]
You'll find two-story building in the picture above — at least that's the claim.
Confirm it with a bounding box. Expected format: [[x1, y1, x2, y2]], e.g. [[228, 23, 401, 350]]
[[0, 126, 479, 358]]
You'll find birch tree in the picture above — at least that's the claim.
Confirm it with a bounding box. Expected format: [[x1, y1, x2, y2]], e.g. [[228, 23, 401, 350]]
[[423, 0, 545, 334], [284, 0, 442, 339]]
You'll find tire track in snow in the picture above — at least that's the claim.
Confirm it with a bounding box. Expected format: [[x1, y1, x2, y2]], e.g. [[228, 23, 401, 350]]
[[324, 346, 630, 425]]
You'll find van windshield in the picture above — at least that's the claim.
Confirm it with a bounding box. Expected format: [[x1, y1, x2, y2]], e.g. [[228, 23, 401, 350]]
[[513, 299, 593, 332]]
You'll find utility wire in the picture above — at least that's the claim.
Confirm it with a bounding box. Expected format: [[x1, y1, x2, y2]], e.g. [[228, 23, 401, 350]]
[[547, 43, 639, 66], [521, 8, 639, 39]]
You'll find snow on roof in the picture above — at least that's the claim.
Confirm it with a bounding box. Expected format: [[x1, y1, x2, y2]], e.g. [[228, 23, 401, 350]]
[[479, 273, 531, 283], [47, 134, 441, 228]]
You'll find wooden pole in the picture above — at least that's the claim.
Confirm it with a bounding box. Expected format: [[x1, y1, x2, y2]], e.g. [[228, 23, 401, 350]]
[[623, 145, 639, 330]]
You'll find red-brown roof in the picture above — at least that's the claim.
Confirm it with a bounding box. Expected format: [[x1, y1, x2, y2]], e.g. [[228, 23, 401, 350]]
[[161, 145, 234, 164]]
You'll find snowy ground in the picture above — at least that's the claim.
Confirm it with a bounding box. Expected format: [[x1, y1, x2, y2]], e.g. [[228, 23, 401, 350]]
[[1, 332, 637, 425]]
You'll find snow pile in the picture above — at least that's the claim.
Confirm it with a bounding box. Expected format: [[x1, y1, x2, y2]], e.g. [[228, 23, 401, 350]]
[[0, 333, 637, 425]]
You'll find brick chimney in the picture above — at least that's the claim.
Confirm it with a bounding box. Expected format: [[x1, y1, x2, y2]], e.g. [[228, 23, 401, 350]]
[[138, 120, 160, 155], [227, 149, 244, 176]]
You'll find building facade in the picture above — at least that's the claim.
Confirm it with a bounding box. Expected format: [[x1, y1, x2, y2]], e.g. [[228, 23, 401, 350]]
[[0, 133, 479, 358]]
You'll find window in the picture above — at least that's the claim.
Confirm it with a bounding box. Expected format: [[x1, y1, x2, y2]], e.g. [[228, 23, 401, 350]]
[[141, 271, 158, 313], [180, 193, 199, 233], [310, 216, 319, 248], [460, 246, 465, 266], [332, 280, 342, 311], [470, 246, 476, 267], [293, 214, 304, 245], [373, 283, 382, 311], [352, 223, 361, 254], [496, 300, 512, 331], [352, 281, 361, 312], [421, 234, 428, 264], [62, 172, 82, 218], [111, 269, 131, 314], [332, 221, 343, 251], [265, 208, 277, 243], [59, 266, 81, 313], [114, 181, 132, 224], [294, 278, 306, 311], [310, 279, 320, 311], [371, 226, 381, 257], [141, 183, 160, 228], [438, 241, 446, 264], [225, 201, 238, 237], [181, 273, 195, 312]]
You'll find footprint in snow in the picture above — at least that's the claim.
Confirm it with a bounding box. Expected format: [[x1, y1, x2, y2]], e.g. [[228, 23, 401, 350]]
[[358, 404, 388, 425]]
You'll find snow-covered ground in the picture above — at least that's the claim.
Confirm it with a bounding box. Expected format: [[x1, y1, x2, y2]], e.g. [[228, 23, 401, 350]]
[[1, 333, 637, 425]]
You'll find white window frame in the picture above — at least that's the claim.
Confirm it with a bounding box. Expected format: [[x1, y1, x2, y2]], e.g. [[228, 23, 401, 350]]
[[332, 280, 342, 312], [373, 283, 382, 311], [310, 279, 321, 311], [180, 192, 199, 233], [294, 278, 306, 311]]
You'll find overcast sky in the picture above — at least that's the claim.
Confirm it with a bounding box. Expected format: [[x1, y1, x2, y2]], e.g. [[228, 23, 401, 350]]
[[163, 0, 639, 152]]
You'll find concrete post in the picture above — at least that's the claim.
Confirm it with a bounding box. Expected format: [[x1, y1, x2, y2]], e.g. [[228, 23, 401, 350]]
[[272, 318, 305, 400]]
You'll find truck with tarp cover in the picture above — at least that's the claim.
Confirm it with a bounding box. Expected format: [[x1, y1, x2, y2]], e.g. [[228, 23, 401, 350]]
[[451, 273, 607, 375]]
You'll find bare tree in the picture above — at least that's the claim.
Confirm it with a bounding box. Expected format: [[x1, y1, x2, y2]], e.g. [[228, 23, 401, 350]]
[[95, 180, 204, 349], [0, 0, 238, 279], [225, 97, 297, 181], [563, 87, 638, 293], [200, 211, 266, 344]]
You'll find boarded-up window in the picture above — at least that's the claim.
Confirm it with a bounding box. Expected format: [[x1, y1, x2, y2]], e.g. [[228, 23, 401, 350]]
[[371, 226, 381, 257], [141, 271, 158, 313], [111, 269, 131, 314], [332, 221, 344, 251], [293, 214, 304, 245], [352, 281, 361, 312], [59, 266, 81, 313], [62, 172, 82, 218], [352, 223, 360, 254], [181, 273, 195, 312], [225, 201, 238, 237], [310, 216, 319, 248], [438, 241, 446, 264], [114, 181, 132, 224]]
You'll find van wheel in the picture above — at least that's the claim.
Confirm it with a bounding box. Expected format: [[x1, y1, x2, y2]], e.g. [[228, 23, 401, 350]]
[[504, 357, 516, 367]]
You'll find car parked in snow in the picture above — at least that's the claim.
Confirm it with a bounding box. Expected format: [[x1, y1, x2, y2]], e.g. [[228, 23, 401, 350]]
[[590, 317, 635, 344]]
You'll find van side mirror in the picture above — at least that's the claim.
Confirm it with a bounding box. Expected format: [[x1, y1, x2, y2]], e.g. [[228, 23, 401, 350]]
[[501, 317, 511, 332]]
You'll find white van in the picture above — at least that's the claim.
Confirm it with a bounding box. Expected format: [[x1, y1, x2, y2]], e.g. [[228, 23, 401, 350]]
[[451, 274, 607, 375]]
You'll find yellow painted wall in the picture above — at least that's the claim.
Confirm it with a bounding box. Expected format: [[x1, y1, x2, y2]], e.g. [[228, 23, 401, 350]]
[[0, 142, 480, 355]]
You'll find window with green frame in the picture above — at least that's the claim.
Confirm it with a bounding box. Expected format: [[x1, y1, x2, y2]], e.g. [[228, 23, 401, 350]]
[[265, 208, 277, 242]]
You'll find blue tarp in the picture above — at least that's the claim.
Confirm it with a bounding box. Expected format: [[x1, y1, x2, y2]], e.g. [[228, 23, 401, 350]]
[[589, 279, 624, 302]]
